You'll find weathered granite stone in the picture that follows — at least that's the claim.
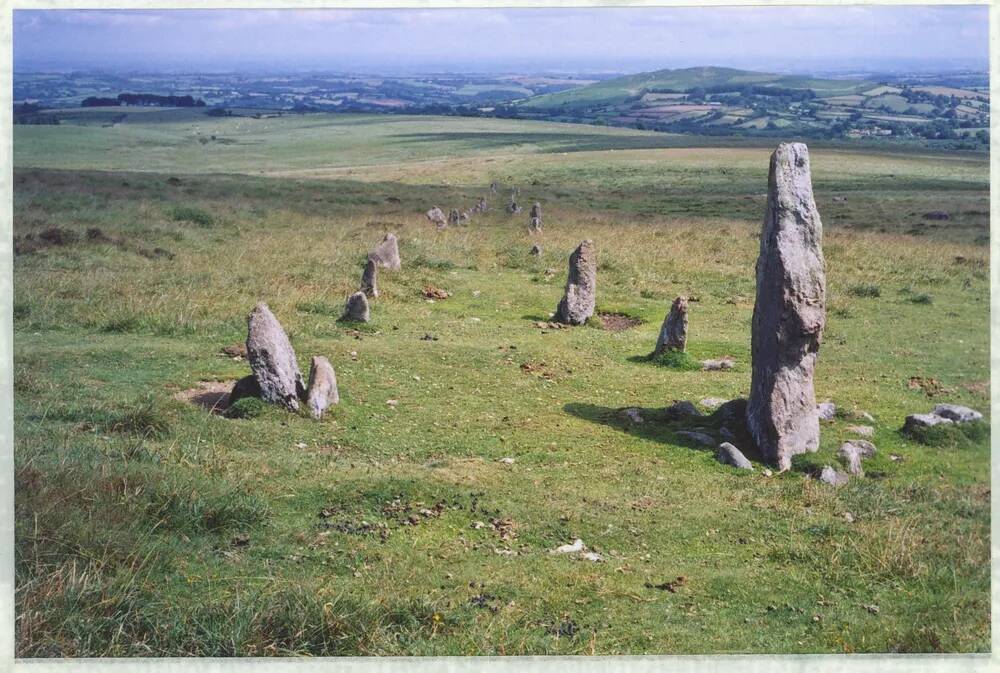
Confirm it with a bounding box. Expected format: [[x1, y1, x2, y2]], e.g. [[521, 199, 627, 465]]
[[747, 143, 827, 470], [932, 404, 982, 423], [305, 356, 339, 419], [426, 207, 447, 229], [817, 401, 837, 421], [716, 442, 754, 470], [702, 358, 735, 371], [370, 233, 401, 269], [846, 425, 874, 437], [904, 413, 953, 432], [818, 465, 849, 486], [676, 430, 716, 447], [654, 296, 688, 354], [360, 257, 378, 298], [664, 400, 701, 418], [554, 240, 596, 325], [448, 208, 461, 227], [341, 292, 370, 322], [530, 244, 542, 256], [838, 439, 876, 475], [246, 302, 305, 411]]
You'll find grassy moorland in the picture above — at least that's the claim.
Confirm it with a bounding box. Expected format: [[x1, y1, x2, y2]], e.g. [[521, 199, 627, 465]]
[[12, 112, 990, 656]]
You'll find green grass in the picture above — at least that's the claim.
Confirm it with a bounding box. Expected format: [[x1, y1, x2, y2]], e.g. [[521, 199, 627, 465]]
[[12, 113, 989, 656]]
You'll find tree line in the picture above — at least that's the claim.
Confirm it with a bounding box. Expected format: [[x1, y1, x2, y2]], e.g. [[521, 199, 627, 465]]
[[82, 93, 207, 108]]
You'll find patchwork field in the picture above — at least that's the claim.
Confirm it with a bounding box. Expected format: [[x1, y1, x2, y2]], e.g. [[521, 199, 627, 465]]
[[12, 112, 990, 656]]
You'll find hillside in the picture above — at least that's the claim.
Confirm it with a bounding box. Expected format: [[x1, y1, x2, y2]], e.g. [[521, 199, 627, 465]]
[[511, 66, 988, 146], [518, 66, 874, 110]]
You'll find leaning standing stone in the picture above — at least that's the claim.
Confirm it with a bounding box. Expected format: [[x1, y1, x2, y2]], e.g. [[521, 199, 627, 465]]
[[554, 240, 596, 325], [654, 296, 688, 354], [746, 142, 826, 471], [341, 291, 370, 323], [369, 233, 401, 270], [360, 257, 378, 298], [246, 302, 305, 411], [305, 356, 339, 419]]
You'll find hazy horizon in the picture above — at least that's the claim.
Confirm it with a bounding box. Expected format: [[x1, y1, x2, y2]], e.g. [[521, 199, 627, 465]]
[[14, 6, 989, 76]]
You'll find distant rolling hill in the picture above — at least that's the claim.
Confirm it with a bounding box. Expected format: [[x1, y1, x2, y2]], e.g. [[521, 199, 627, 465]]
[[518, 66, 874, 110]]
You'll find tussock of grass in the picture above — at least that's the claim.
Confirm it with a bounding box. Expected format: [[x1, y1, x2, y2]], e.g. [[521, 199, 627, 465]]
[[903, 420, 988, 448], [650, 349, 702, 371], [848, 283, 881, 298], [168, 205, 215, 227], [104, 395, 176, 439], [226, 397, 265, 420]]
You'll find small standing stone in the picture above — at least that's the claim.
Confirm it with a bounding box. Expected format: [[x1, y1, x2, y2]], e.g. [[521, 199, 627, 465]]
[[530, 244, 542, 256], [554, 240, 596, 325], [426, 207, 447, 229], [305, 356, 339, 419], [448, 208, 461, 227], [528, 202, 542, 232], [360, 257, 378, 298], [369, 233, 401, 269], [654, 296, 689, 354], [246, 302, 305, 411], [341, 291, 370, 323], [746, 142, 826, 471]]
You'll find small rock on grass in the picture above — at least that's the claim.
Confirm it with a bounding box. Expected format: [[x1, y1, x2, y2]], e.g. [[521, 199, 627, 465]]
[[622, 408, 644, 423], [818, 465, 849, 487], [716, 442, 753, 470], [664, 400, 701, 418], [816, 402, 837, 421], [932, 403, 982, 423], [904, 413, 953, 432], [846, 425, 874, 437], [551, 539, 585, 554], [838, 440, 876, 475], [675, 430, 716, 447], [702, 358, 735, 371], [498, 457, 515, 465], [700, 397, 728, 409]]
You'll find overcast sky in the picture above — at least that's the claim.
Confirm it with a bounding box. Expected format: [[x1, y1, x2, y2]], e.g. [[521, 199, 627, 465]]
[[13, 6, 989, 75]]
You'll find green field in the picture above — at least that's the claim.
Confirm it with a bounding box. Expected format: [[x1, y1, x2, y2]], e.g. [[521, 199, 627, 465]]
[[12, 111, 990, 656]]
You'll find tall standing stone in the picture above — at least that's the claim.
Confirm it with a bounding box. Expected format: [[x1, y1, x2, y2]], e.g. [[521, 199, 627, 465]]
[[305, 356, 339, 419], [654, 296, 688, 354], [747, 143, 826, 470], [554, 240, 596, 325], [448, 208, 461, 227], [369, 233, 401, 270], [246, 302, 305, 411], [360, 257, 378, 298], [340, 291, 370, 323]]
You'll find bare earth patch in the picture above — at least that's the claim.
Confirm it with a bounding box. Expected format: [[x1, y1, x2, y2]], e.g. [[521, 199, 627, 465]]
[[598, 312, 643, 332], [174, 381, 234, 414]]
